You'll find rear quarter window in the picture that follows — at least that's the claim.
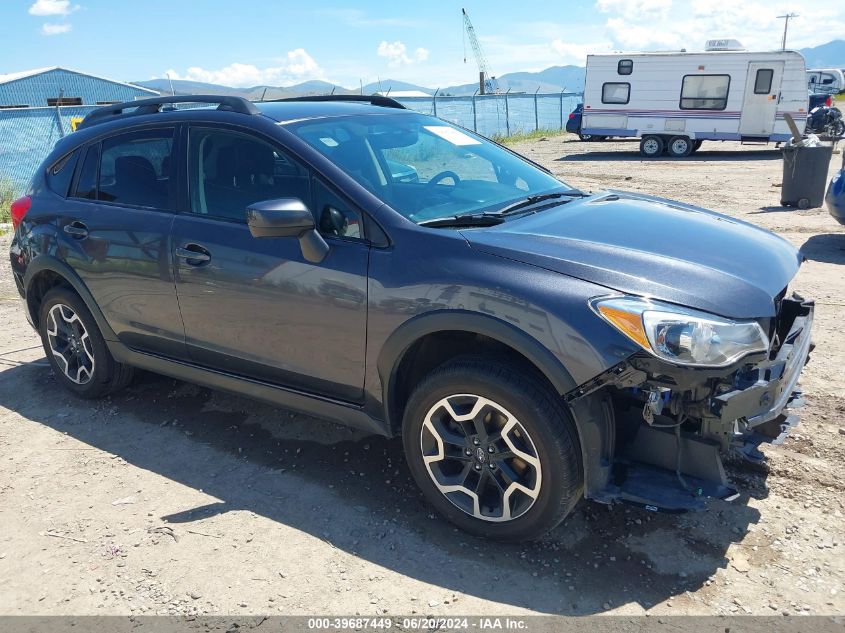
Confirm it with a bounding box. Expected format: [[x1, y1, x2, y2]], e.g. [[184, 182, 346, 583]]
[[46, 148, 80, 197]]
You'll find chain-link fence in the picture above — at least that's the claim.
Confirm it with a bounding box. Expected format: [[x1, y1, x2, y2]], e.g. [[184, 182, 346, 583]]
[[0, 105, 97, 199], [395, 92, 583, 138], [1, 93, 584, 200]]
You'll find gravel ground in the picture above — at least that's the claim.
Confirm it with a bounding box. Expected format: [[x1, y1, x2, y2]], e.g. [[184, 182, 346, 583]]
[[0, 137, 843, 618]]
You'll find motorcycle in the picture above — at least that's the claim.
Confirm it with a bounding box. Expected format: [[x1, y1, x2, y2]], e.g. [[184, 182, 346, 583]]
[[806, 104, 845, 137]]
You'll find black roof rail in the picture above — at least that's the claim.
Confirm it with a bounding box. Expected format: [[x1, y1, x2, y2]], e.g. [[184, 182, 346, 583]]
[[271, 94, 406, 109], [78, 95, 260, 130]]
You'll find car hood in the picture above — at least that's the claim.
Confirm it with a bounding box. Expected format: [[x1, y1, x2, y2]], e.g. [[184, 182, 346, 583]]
[[461, 191, 802, 319]]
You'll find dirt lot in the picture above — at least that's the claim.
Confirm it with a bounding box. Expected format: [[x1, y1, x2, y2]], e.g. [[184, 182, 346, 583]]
[[1, 137, 844, 618]]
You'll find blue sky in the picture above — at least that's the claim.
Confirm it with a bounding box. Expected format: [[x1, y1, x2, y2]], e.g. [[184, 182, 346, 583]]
[[3, 0, 843, 88]]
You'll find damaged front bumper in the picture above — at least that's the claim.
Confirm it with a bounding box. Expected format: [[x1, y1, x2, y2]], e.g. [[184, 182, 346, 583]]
[[589, 295, 814, 512]]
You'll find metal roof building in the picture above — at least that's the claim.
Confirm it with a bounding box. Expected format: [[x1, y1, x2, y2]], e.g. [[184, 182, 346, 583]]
[[1, 67, 158, 197]]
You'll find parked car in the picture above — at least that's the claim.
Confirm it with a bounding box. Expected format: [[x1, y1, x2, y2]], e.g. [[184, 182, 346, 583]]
[[9, 94, 814, 541], [566, 103, 606, 141], [827, 151, 845, 225]]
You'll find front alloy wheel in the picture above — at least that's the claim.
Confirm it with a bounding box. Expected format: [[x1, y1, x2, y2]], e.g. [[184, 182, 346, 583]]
[[403, 357, 583, 541], [421, 394, 541, 522]]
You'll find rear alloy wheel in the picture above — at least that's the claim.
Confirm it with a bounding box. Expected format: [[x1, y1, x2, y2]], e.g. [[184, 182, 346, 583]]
[[578, 133, 594, 141], [45, 303, 96, 385], [38, 287, 133, 398], [667, 136, 693, 158], [639, 135, 664, 157], [403, 357, 582, 541]]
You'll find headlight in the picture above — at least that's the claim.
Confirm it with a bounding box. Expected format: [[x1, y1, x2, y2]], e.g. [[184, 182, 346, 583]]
[[591, 296, 769, 367]]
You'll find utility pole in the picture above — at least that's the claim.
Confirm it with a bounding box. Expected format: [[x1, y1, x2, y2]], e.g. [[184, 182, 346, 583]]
[[777, 12, 798, 51]]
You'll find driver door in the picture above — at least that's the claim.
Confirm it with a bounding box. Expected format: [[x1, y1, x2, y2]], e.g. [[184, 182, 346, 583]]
[[172, 125, 370, 402]]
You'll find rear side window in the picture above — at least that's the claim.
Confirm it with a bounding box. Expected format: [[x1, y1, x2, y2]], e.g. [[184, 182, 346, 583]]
[[73, 144, 99, 200], [754, 69, 774, 94], [601, 82, 630, 104], [46, 149, 79, 197], [680, 74, 730, 110], [98, 129, 175, 209]]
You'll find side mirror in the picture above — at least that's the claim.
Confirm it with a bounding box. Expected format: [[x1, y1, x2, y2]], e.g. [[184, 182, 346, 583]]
[[246, 198, 329, 264]]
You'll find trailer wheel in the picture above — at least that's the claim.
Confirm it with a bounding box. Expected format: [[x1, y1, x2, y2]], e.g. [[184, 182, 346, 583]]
[[639, 135, 664, 157], [667, 136, 693, 157]]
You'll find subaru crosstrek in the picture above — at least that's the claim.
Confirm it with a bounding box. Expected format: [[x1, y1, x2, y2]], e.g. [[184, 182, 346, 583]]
[[9, 95, 814, 541]]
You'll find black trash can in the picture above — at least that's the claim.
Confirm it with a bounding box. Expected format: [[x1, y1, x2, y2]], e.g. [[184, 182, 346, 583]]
[[781, 143, 834, 209]]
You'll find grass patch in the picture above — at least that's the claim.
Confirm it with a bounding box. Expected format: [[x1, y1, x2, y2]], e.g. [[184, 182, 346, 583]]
[[491, 128, 569, 146], [0, 179, 16, 225]]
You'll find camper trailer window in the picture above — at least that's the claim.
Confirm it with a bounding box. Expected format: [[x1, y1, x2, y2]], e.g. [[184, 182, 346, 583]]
[[754, 69, 774, 94], [602, 82, 630, 104], [618, 60, 633, 75], [680, 74, 730, 110]]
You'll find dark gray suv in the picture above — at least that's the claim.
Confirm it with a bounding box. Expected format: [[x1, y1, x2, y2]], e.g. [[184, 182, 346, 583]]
[[9, 95, 814, 541]]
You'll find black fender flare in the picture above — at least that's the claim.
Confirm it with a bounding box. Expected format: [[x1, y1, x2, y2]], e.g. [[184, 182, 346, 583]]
[[23, 255, 119, 342], [377, 310, 614, 495], [377, 310, 578, 425]]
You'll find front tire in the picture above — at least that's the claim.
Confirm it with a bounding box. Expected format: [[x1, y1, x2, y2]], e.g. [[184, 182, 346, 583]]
[[38, 287, 133, 398], [639, 135, 664, 157], [402, 357, 582, 541]]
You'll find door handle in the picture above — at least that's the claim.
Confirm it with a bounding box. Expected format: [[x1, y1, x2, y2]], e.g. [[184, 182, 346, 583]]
[[175, 245, 211, 264], [63, 221, 88, 239]]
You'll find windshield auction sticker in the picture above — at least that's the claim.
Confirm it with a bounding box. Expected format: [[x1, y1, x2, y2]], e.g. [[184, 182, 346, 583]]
[[424, 126, 482, 145]]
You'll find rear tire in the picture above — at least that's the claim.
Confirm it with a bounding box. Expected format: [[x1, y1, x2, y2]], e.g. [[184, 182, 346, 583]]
[[38, 287, 134, 399], [667, 136, 693, 157], [639, 135, 664, 157], [402, 357, 582, 541]]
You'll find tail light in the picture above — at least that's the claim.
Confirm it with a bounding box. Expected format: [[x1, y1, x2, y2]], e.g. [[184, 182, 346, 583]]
[[825, 95, 832, 107], [10, 196, 31, 231], [568, 112, 576, 120]]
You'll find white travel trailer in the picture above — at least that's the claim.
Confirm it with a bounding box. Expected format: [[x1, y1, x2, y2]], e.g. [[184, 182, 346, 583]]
[[807, 68, 845, 95], [581, 43, 808, 157]]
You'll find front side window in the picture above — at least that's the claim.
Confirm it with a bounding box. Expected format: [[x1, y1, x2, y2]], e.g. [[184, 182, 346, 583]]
[[754, 69, 774, 94], [286, 113, 568, 225], [97, 129, 175, 208], [680, 74, 730, 110], [602, 82, 630, 104], [188, 127, 310, 222]]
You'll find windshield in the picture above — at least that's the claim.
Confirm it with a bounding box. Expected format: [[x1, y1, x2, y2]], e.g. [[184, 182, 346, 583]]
[[285, 113, 571, 224]]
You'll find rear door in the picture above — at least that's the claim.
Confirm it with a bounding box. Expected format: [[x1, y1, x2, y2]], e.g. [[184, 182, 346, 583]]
[[171, 125, 369, 402], [63, 126, 187, 358], [740, 62, 785, 136]]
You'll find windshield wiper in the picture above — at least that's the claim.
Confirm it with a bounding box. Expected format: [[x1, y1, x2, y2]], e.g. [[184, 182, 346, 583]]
[[418, 213, 505, 228], [495, 190, 587, 216]]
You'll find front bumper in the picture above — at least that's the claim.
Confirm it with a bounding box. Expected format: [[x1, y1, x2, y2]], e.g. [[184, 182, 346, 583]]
[[711, 298, 814, 427]]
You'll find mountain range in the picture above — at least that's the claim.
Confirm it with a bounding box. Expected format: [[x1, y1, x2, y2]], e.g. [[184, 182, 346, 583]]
[[134, 39, 844, 98]]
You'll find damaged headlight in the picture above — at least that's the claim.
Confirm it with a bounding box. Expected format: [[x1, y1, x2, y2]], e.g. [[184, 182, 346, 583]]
[[591, 296, 769, 367]]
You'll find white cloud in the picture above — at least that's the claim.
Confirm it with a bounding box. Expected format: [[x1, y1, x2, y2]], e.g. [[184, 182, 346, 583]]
[[163, 49, 324, 88], [377, 40, 429, 67], [28, 0, 78, 16], [41, 22, 72, 35], [596, 0, 672, 18], [596, 0, 845, 52]]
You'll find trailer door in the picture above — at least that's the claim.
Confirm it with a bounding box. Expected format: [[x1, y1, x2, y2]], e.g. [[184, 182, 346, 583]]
[[739, 62, 784, 136]]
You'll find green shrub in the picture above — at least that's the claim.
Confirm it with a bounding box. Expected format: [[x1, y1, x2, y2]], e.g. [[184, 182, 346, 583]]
[[0, 179, 16, 224], [490, 128, 568, 145]]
